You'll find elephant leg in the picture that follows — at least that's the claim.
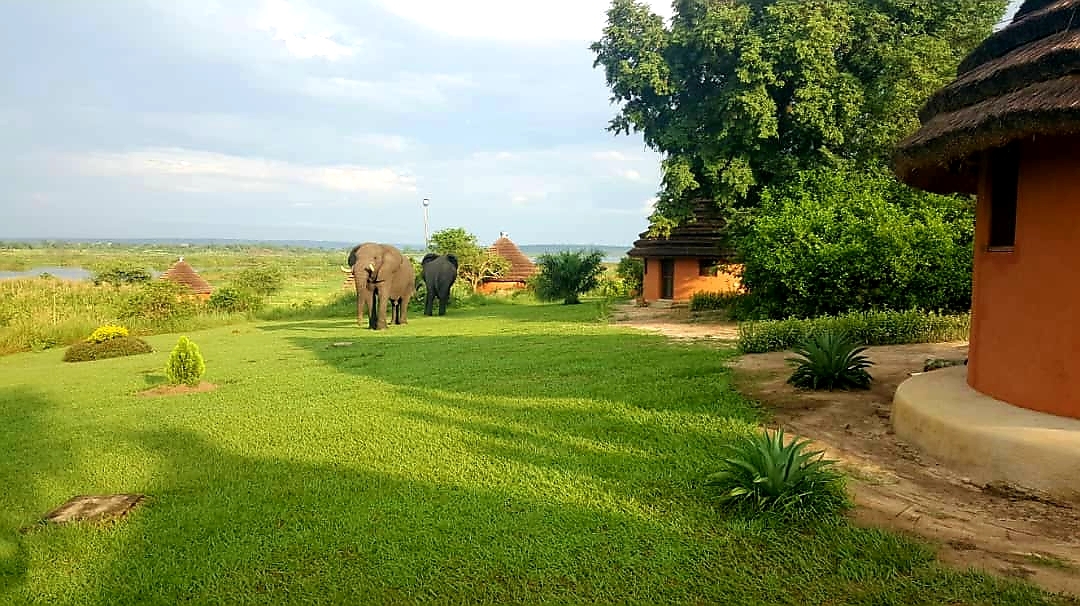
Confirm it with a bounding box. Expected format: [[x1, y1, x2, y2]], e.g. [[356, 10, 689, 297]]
[[368, 289, 379, 330], [375, 288, 390, 330], [398, 295, 410, 324], [438, 290, 448, 316], [424, 287, 435, 316], [356, 285, 367, 327]]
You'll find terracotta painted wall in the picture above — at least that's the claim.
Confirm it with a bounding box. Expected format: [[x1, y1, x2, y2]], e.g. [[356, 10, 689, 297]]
[[641, 258, 741, 302], [478, 281, 526, 294], [968, 135, 1080, 419]]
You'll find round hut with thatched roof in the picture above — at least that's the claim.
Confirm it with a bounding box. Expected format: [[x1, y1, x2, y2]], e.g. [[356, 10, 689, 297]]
[[627, 199, 741, 305], [160, 257, 213, 301], [479, 233, 538, 294], [891, 0, 1080, 500]]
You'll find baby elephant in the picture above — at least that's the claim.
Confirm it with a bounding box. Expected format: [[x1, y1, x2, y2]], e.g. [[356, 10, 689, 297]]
[[420, 253, 459, 316]]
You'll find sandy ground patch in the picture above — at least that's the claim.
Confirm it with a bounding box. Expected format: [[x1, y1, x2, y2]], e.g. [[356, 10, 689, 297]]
[[611, 302, 1080, 596]]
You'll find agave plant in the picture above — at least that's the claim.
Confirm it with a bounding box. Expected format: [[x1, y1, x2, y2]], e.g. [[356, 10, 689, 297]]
[[705, 427, 848, 517], [786, 330, 874, 390]]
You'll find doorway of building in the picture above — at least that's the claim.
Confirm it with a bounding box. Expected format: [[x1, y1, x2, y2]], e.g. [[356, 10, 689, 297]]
[[660, 259, 675, 299]]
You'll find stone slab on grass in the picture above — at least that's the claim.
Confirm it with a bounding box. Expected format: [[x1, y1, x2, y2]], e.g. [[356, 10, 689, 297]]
[[43, 494, 145, 524]]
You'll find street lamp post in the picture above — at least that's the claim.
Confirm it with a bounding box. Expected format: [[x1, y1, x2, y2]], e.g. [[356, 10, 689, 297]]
[[422, 197, 430, 250]]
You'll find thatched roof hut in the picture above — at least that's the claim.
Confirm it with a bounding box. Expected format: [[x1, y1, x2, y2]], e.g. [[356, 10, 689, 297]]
[[626, 200, 740, 303], [627, 199, 734, 260], [486, 233, 537, 283], [893, 0, 1080, 194], [888, 0, 1080, 423], [160, 258, 213, 296]]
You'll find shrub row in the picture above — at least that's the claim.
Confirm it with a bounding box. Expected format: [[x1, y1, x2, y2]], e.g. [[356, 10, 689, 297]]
[[737, 310, 971, 354], [689, 291, 745, 312]]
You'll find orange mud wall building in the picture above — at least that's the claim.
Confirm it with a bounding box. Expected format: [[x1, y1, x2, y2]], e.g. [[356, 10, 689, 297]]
[[967, 136, 1080, 418], [628, 200, 741, 303], [640, 258, 740, 302], [893, 0, 1080, 419]]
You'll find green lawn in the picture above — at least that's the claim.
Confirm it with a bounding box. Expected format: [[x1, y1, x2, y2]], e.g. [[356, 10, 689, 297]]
[[0, 302, 1066, 604]]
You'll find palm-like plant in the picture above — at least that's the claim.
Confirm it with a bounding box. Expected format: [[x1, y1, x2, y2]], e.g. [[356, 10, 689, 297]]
[[705, 427, 848, 518], [786, 330, 874, 390]]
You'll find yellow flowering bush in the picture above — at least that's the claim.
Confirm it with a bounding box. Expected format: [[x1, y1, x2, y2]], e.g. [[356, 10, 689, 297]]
[[86, 325, 130, 344]]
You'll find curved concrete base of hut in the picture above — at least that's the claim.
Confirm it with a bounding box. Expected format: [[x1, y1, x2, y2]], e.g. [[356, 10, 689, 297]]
[[894, 366, 1080, 503]]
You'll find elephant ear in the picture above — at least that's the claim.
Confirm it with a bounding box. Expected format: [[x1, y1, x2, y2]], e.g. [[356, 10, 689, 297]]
[[421, 253, 439, 266], [446, 254, 459, 270], [347, 245, 363, 268]]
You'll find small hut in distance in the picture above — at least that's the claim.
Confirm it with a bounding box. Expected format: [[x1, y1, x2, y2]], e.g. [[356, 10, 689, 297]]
[[627, 199, 741, 305], [479, 232, 538, 294], [160, 257, 213, 301]]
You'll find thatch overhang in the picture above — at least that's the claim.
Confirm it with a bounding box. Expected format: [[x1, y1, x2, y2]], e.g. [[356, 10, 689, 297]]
[[893, 0, 1080, 195], [626, 199, 733, 259], [161, 258, 213, 295], [486, 234, 537, 282]]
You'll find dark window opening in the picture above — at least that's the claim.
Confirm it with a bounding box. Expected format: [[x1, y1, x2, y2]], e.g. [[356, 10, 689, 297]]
[[988, 143, 1019, 249], [699, 259, 720, 276]]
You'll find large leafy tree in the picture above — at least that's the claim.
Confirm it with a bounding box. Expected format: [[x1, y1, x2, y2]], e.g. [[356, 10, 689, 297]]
[[591, 0, 1008, 231], [429, 227, 511, 291]]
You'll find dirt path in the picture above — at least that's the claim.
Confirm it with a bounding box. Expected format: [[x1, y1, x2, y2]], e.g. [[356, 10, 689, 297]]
[[610, 303, 1080, 596]]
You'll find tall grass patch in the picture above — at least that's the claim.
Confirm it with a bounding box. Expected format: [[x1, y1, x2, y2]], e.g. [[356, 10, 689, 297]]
[[738, 310, 971, 354]]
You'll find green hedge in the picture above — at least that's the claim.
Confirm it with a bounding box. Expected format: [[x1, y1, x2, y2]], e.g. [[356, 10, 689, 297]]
[[689, 291, 744, 312], [737, 310, 971, 354]]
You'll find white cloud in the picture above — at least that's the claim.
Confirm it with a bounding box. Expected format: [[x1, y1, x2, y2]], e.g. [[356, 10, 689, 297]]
[[592, 151, 628, 162], [254, 0, 359, 60], [66, 147, 416, 195], [620, 169, 642, 181], [148, 0, 363, 62], [301, 73, 472, 109], [374, 0, 673, 42]]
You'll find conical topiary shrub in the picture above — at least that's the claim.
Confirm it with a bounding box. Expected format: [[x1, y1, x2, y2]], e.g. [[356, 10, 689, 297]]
[[165, 336, 205, 387]]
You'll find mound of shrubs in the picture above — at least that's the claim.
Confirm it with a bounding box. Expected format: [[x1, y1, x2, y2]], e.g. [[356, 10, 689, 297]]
[[689, 291, 746, 313], [737, 310, 971, 354], [63, 324, 153, 363]]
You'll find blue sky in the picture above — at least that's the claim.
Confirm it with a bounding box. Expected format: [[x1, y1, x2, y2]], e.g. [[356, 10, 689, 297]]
[[1, 0, 1021, 246]]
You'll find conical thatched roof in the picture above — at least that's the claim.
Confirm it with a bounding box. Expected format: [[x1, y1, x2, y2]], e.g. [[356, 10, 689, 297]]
[[627, 199, 734, 259], [893, 0, 1080, 194], [487, 233, 537, 282], [160, 258, 212, 295]]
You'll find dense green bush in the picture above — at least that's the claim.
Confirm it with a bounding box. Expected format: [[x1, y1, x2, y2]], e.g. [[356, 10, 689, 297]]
[[705, 427, 849, 519], [737, 167, 974, 319], [92, 263, 152, 287], [118, 281, 197, 322], [589, 271, 634, 300], [532, 250, 605, 305], [232, 265, 286, 298], [208, 286, 264, 313], [615, 257, 643, 296], [787, 331, 874, 390], [63, 336, 153, 362], [166, 336, 205, 386], [737, 310, 971, 354], [689, 291, 745, 312]]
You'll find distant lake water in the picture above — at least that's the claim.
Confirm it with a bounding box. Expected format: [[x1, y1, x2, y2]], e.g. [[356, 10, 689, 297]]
[[0, 266, 93, 281]]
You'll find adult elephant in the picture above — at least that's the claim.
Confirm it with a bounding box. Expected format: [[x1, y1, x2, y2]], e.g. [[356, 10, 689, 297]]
[[342, 242, 415, 330], [420, 253, 458, 316]]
